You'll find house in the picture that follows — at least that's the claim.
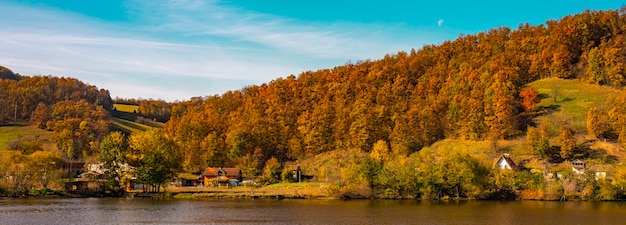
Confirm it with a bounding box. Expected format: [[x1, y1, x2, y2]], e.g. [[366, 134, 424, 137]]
[[493, 154, 519, 171], [571, 160, 586, 174], [173, 173, 201, 187], [87, 163, 106, 175], [587, 165, 615, 180], [82, 162, 136, 179], [202, 167, 242, 186], [62, 162, 85, 177]]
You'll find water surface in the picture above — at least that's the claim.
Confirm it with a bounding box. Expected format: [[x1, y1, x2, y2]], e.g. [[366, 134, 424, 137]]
[[1, 198, 625, 224]]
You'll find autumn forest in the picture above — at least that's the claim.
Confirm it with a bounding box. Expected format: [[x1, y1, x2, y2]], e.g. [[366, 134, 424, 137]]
[[4, 9, 626, 200]]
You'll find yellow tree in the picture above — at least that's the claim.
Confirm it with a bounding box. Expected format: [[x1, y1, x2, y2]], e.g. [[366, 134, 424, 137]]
[[129, 129, 181, 192], [551, 45, 574, 79], [586, 106, 611, 139], [485, 66, 519, 140], [559, 123, 576, 160], [260, 157, 281, 184], [369, 140, 391, 163], [27, 151, 63, 189]]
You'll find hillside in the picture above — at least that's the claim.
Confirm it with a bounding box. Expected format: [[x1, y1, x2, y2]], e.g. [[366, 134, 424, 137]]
[[529, 78, 621, 134], [4, 8, 626, 199], [111, 103, 163, 134], [0, 124, 57, 151], [155, 9, 626, 200], [163, 9, 626, 174]]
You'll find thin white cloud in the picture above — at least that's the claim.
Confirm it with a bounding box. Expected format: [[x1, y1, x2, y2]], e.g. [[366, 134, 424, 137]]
[[0, 0, 444, 101]]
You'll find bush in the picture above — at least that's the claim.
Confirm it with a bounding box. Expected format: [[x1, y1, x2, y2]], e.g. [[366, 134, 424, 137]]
[[28, 188, 59, 196]]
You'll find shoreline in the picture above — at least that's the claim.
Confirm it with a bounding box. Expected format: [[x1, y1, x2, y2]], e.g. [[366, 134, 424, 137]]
[[3, 191, 622, 202], [4, 184, 623, 201]]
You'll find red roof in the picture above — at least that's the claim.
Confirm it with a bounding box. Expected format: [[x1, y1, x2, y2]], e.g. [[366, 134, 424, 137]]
[[202, 167, 242, 180]]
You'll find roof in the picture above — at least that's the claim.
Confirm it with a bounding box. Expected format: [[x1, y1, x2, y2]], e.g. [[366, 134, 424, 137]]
[[177, 173, 200, 180], [493, 154, 519, 171], [202, 167, 242, 178]]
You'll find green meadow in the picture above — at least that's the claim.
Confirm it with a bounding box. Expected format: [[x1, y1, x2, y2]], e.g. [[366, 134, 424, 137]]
[[528, 78, 620, 134], [0, 125, 57, 151]]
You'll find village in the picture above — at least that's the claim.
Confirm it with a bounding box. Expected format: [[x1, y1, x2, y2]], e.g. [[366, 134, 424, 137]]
[[61, 161, 315, 198], [43, 151, 617, 200]]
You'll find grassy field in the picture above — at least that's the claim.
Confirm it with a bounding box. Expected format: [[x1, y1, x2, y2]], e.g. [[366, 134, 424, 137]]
[[111, 103, 163, 133], [112, 117, 155, 134], [413, 78, 624, 172], [113, 103, 139, 113], [528, 78, 620, 134], [425, 138, 529, 164], [167, 182, 331, 199], [0, 125, 57, 151]]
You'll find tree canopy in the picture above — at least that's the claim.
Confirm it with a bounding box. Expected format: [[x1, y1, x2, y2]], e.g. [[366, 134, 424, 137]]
[[163, 9, 626, 174]]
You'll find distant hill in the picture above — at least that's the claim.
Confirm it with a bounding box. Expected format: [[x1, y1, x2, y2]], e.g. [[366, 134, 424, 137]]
[[0, 66, 20, 80], [111, 103, 164, 134], [0, 73, 113, 159]]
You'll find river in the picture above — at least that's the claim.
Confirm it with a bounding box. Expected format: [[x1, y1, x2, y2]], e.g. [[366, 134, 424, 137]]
[[1, 198, 626, 224]]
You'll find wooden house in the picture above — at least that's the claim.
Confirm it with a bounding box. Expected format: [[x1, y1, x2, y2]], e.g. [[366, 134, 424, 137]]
[[202, 167, 242, 186], [493, 154, 519, 171], [173, 173, 201, 187]]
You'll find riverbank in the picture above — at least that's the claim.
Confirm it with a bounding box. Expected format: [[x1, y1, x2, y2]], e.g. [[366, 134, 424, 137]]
[[127, 182, 335, 200], [4, 182, 622, 201]]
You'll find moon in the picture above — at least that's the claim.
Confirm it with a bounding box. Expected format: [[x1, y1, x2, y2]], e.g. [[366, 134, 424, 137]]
[[438, 19, 444, 27]]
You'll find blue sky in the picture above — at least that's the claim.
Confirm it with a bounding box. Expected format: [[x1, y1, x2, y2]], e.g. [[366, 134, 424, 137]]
[[0, 0, 622, 101]]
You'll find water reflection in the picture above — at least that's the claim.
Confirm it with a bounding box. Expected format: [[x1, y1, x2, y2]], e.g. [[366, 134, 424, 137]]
[[1, 198, 626, 224]]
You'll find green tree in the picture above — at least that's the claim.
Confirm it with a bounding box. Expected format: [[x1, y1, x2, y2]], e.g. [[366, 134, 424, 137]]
[[585, 47, 605, 84], [260, 157, 281, 184], [130, 129, 181, 192], [99, 131, 128, 191], [202, 132, 228, 167], [27, 151, 63, 189]]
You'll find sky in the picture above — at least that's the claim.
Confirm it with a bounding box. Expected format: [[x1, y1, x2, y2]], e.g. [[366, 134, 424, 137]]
[[0, 0, 623, 101]]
